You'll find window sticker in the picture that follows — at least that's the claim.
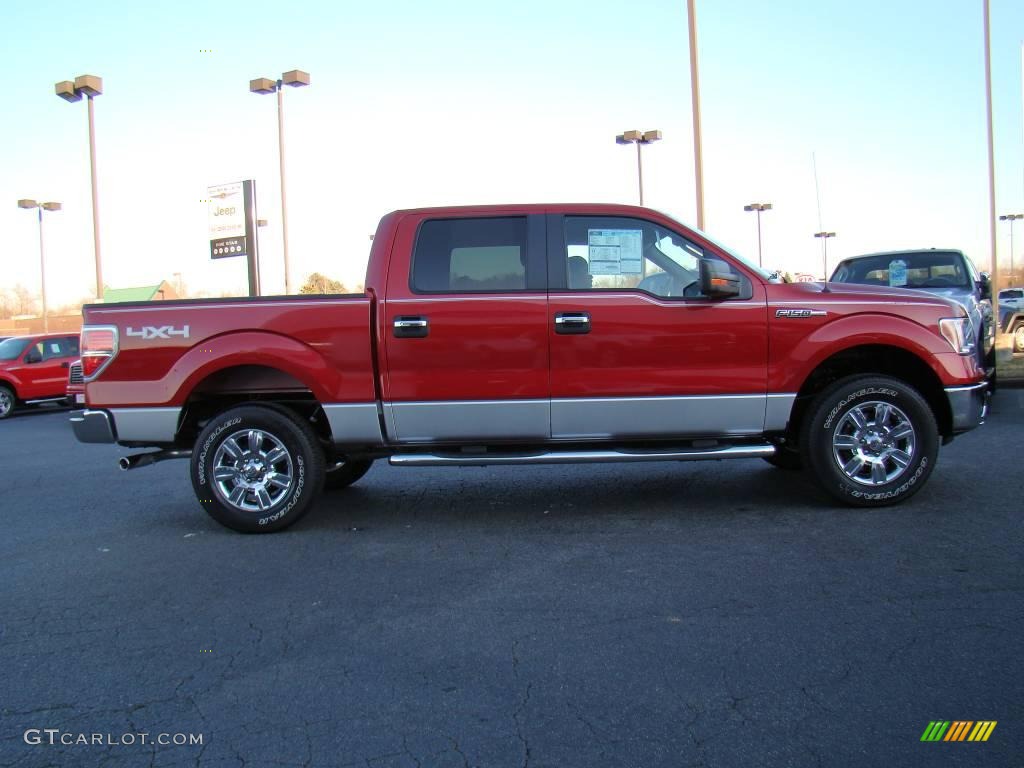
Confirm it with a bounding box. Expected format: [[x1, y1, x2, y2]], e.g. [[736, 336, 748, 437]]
[[588, 229, 643, 275], [889, 259, 908, 287]]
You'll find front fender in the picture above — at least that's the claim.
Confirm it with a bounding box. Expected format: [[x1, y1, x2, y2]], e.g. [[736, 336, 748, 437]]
[[773, 314, 969, 393], [0, 374, 20, 397]]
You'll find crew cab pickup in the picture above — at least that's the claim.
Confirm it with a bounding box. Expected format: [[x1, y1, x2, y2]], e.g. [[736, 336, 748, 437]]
[[71, 204, 988, 532]]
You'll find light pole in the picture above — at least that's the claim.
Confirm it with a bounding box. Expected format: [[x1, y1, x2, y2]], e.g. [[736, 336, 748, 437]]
[[743, 202, 772, 266], [55, 75, 103, 300], [250, 69, 310, 294], [999, 214, 1022, 286], [814, 231, 836, 282], [17, 199, 62, 333], [615, 130, 662, 206], [686, 0, 705, 229]]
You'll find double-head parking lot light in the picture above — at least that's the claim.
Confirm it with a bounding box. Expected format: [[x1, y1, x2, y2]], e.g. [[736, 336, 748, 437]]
[[54, 75, 103, 300], [616, 129, 662, 206], [250, 69, 310, 294], [17, 199, 63, 333]]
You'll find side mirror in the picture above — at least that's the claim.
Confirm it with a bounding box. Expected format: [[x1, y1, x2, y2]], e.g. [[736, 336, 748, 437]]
[[24, 349, 42, 364], [699, 259, 741, 298], [978, 273, 991, 300]]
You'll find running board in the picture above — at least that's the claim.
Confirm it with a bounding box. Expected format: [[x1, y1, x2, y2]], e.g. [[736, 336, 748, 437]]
[[389, 443, 776, 467]]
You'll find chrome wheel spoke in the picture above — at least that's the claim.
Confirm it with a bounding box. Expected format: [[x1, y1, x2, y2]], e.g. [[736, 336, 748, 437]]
[[870, 460, 887, 484], [890, 449, 912, 468], [873, 403, 891, 426], [266, 473, 290, 491], [228, 485, 248, 506], [848, 408, 868, 429], [833, 435, 859, 450], [255, 488, 273, 510], [888, 424, 914, 442], [214, 466, 237, 482], [222, 437, 243, 461], [265, 446, 287, 465], [248, 429, 264, 454], [842, 456, 866, 476]]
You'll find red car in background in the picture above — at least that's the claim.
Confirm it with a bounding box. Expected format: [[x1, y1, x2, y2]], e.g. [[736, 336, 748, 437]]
[[0, 333, 80, 419]]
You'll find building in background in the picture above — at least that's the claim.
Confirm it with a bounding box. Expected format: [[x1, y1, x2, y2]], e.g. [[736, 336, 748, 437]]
[[101, 281, 180, 303]]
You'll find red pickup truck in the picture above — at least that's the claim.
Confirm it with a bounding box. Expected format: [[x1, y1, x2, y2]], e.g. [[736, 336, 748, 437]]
[[71, 204, 987, 532]]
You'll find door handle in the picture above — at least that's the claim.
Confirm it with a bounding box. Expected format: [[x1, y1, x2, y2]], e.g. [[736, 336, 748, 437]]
[[393, 316, 429, 338], [554, 312, 591, 334], [61, 362, 70, 369]]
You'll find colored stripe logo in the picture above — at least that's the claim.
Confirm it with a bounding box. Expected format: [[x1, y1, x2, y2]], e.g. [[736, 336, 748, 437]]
[[921, 721, 997, 742]]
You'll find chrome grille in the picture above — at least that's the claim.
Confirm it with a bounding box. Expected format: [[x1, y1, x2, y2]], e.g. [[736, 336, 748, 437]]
[[68, 361, 84, 385]]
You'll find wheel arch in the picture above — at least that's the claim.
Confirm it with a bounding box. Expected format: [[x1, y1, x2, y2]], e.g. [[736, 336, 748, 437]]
[[176, 364, 333, 447], [786, 344, 952, 440]]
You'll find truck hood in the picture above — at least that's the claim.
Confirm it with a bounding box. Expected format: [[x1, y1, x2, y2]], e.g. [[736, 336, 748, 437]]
[[784, 280, 965, 311]]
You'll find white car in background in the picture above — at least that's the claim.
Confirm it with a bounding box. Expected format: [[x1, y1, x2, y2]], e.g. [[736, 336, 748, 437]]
[[999, 288, 1023, 311]]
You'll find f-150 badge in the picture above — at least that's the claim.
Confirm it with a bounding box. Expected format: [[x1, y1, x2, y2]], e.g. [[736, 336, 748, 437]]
[[775, 309, 827, 318], [126, 325, 190, 340]]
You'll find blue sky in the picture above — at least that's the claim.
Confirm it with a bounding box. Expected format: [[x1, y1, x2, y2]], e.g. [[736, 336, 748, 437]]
[[2, 0, 1023, 304]]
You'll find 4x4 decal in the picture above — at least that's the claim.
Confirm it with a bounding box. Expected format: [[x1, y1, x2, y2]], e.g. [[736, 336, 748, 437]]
[[126, 325, 190, 340]]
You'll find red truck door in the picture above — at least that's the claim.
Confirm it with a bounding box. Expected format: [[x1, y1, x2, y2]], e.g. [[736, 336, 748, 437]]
[[19, 335, 80, 399], [546, 212, 770, 439], [381, 212, 550, 443]]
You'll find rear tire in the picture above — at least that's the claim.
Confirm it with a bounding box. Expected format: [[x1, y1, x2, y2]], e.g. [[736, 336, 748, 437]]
[[191, 404, 325, 533], [800, 375, 938, 507], [324, 458, 374, 490], [1013, 320, 1024, 353], [0, 385, 15, 420]]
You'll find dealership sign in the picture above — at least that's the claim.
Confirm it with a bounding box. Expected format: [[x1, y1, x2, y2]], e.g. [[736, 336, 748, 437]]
[[208, 180, 256, 260]]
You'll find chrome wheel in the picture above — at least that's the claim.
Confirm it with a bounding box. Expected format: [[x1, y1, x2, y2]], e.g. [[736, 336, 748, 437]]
[[1014, 324, 1024, 352], [0, 388, 12, 418], [831, 401, 916, 486], [211, 428, 294, 513]]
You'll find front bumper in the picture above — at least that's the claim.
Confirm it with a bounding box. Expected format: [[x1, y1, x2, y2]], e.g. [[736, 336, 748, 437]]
[[945, 382, 989, 434], [70, 409, 116, 443]]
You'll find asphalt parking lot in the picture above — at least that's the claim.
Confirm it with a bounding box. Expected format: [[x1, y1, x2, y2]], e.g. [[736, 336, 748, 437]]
[[1, 394, 1022, 767]]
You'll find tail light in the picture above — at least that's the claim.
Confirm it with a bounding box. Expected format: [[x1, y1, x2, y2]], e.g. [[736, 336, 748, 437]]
[[81, 325, 119, 380]]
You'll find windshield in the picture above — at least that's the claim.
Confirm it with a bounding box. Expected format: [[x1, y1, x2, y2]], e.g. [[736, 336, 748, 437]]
[[830, 251, 971, 289], [0, 337, 30, 361]]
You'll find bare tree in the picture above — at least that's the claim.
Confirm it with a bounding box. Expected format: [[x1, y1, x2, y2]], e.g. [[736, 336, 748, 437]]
[[299, 272, 347, 294], [11, 284, 37, 316]]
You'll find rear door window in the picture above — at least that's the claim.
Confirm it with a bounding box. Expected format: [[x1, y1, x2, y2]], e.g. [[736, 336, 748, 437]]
[[412, 217, 533, 293]]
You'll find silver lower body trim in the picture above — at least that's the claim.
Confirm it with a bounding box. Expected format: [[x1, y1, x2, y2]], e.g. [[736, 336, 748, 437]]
[[550, 394, 772, 439], [764, 393, 797, 432], [70, 409, 116, 444], [945, 382, 988, 432], [322, 403, 384, 445], [389, 443, 776, 467], [108, 407, 182, 443], [385, 399, 549, 443]]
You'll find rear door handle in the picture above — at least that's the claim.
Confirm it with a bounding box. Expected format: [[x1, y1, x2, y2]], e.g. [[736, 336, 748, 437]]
[[554, 312, 591, 334], [393, 316, 429, 338]]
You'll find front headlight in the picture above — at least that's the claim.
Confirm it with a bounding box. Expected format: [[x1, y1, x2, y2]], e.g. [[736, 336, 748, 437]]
[[939, 317, 975, 355]]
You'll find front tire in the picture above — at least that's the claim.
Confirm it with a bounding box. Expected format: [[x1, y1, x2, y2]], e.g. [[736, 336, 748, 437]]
[[1013, 319, 1024, 353], [0, 385, 15, 420], [800, 376, 938, 507], [191, 405, 325, 533]]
